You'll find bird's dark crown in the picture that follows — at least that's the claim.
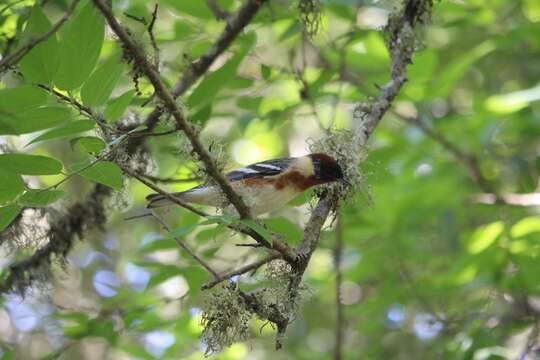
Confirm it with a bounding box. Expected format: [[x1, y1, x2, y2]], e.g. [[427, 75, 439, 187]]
[[309, 153, 344, 183]]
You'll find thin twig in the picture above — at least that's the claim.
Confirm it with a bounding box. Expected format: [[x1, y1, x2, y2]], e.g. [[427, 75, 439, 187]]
[[124, 212, 152, 221], [206, 0, 231, 20], [147, 4, 160, 69], [120, 166, 211, 218], [126, 128, 179, 138], [150, 211, 219, 277], [43, 132, 131, 191], [0, 0, 80, 73], [140, 174, 200, 184], [38, 84, 115, 135], [201, 253, 281, 290]]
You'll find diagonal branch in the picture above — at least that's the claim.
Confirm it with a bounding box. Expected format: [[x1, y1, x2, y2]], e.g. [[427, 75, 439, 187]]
[[150, 211, 220, 277], [201, 253, 281, 290], [92, 0, 254, 220], [0, 0, 80, 73], [0, 185, 111, 295], [206, 0, 231, 20]]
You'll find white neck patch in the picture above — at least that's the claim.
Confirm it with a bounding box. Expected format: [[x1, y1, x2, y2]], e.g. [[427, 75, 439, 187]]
[[295, 156, 315, 177]]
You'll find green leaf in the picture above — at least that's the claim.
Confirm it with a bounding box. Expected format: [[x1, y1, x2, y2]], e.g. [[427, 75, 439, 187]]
[[511, 217, 540, 238], [0, 205, 22, 232], [0, 85, 47, 113], [27, 120, 95, 145], [197, 226, 223, 243], [264, 217, 302, 243], [162, 0, 213, 18], [183, 266, 207, 292], [240, 219, 273, 243], [168, 224, 198, 238], [81, 53, 125, 107], [54, 1, 105, 90], [0, 170, 26, 204], [19, 6, 59, 84], [0, 350, 16, 360], [104, 90, 134, 122], [174, 21, 196, 39], [147, 265, 183, 289], [467, 221, 504, 254], [237, 96, 262, 111], [70, 136, 106, 153], [430, 41, 495, 98], [0, 106, 71, 135], [261, 64, 271, 80], [139, 238, 178, 253], [19, 189, 66, 207], [188, 34, 255, 108], [288, 190, 312, 206], [485, 84, 540, 114], [199, 213, 235, 226], [0, 154, 63, 175], [72, 161, 123, 190], [190, 104, 212, 124], [58, 312, 90, 339]]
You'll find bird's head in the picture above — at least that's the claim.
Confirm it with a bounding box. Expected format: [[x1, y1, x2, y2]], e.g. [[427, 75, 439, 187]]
[[309, 153, 344, 183]]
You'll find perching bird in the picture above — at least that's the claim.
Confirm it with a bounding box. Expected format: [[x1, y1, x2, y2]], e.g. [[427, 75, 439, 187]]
[[146, 153, 343, 216]]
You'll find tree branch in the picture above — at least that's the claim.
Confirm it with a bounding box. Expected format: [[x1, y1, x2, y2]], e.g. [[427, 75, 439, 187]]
[[140, 174, 200, 184], [150, 211, 219, 278], [38, 84, 116, 137], [0, 0, 80, 73], [0, 185, 111, 295], [201, 253, 281, 290], [206, 0, 231, 20]]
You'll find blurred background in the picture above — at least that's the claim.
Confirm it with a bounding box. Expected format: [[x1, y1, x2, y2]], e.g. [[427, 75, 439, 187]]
[[1, 0, 540, 359]]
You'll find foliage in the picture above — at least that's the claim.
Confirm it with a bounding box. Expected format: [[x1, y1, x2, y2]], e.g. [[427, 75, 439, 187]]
[[0, 0, 539, 359]]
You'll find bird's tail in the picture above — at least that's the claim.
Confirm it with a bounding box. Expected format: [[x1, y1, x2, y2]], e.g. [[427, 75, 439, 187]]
[[146, 193, 176, 208]]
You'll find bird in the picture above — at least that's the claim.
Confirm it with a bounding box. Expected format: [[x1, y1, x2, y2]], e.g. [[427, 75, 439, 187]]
[[146, 153, 344, 216]]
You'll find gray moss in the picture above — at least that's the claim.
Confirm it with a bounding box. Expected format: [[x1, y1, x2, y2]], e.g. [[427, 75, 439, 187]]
[[200, 283, 253, 355]]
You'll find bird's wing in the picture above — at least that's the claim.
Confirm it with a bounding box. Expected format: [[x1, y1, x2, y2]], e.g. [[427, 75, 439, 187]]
[[179, 157, 294, 194], [225, 157, 295, 182]]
